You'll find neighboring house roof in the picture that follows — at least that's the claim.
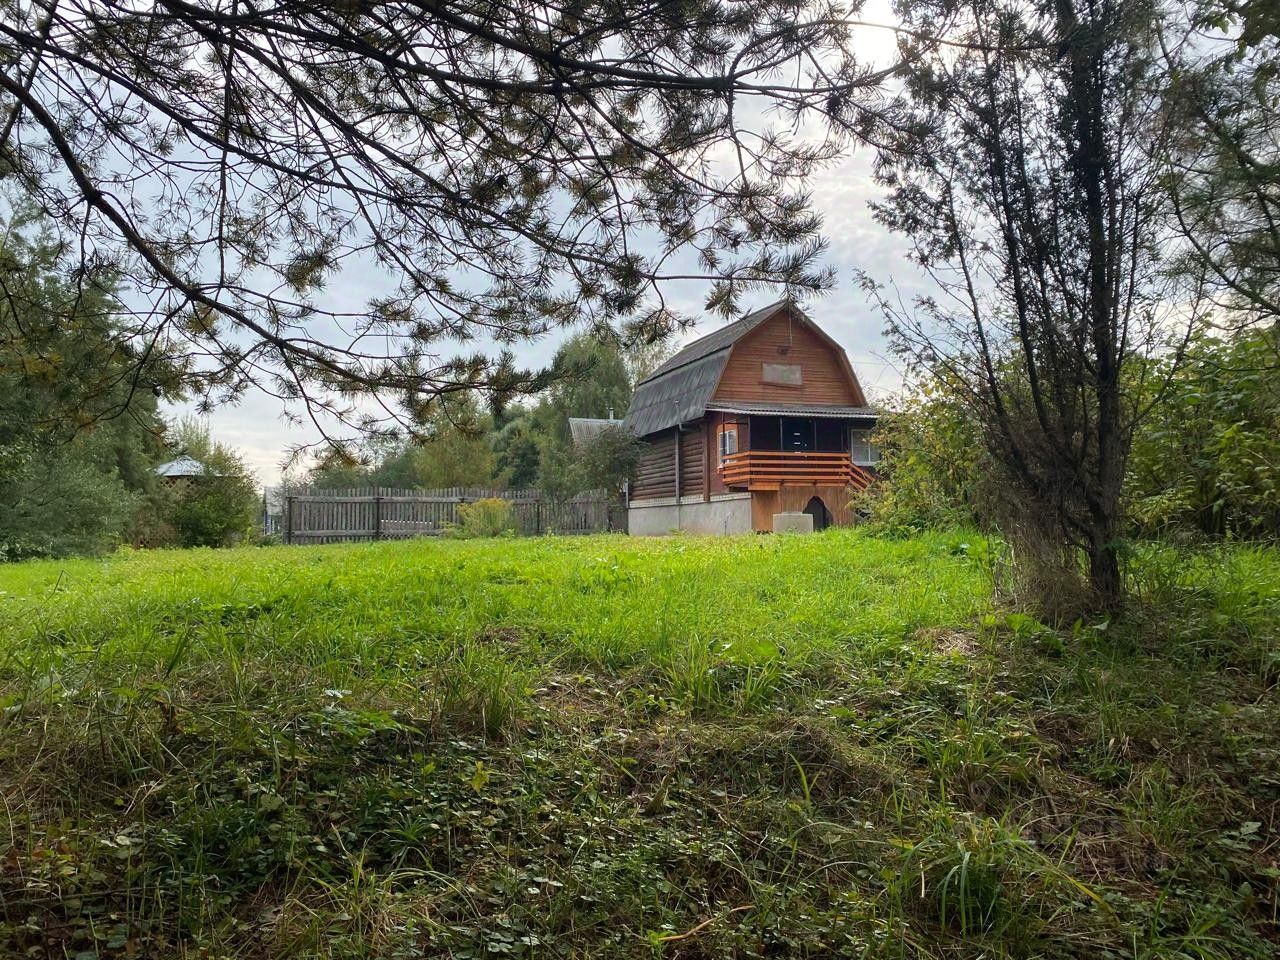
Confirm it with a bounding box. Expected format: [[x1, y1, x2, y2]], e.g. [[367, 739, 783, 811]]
[[154, 454, 209, 478], [705, 401, 879, 419], [568, 417, 623, 445], [624, 299, 873, 437]]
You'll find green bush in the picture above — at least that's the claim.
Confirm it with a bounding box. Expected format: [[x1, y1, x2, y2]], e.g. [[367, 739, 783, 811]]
[[447, 497, 516, 538], [163, 419, 261, 548], [0, 438, 137, 560], [857, 384, 987, 533], [170, 475, 259, 547], [1128, 327, 1279, 538]]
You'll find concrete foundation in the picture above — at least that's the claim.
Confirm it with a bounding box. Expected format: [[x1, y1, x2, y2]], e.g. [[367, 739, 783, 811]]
[[772, 511, 814, 534], [628, 494, 753, 536]]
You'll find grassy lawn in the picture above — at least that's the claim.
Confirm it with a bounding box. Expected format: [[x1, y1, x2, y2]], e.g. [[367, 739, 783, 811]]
[[0, 530, 1277, 958]]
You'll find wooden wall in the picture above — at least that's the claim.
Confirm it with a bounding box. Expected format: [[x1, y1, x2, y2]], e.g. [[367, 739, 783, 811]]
[[679, 427, 705, 498], [706, 411, 749, 495], [631, 423, 714, 502], [632, 430, 677, 500], [749, 484, 860, 532], [712, 310, 864, 406]]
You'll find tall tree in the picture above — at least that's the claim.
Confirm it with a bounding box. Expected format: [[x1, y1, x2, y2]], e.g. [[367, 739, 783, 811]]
[[865, 0, 1187, 612], [0, 205, 172, 557], [0, 0, 893, 445], [545, 333, 633, 436], [1159, 1, 1280, 326]]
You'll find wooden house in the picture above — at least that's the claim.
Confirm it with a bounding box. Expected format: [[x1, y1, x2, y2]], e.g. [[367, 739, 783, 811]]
[[623, 300, 879, 534]]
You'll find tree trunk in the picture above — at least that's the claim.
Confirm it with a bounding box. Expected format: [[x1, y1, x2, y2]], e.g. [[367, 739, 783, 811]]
[[1087, 532, 1123, 613]]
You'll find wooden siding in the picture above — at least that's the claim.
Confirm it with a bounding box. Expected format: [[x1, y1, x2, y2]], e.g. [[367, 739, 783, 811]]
[[750, 485, 861, 532], [712, 310, 864, 406], [678, 427, 705, 499], [707, 411, 748, 495], [632, 430, 677, 500]]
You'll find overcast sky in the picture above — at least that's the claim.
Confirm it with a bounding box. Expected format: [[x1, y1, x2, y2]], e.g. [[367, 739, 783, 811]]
[[169, 4, 927, 484]]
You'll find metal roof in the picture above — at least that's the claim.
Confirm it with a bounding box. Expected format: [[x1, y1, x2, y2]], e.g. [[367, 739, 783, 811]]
[[154, 454, 208, 478], [706, 402, 879, 419], [625, 300, 801, 437], [638, 299, 789, 385], [568, 417, 623, 445], [624, 348, 732, 437], [623, 299, 873, 438]]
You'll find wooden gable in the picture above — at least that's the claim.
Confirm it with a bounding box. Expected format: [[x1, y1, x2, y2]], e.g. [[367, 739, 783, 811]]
[[711, 306, 866, 406]]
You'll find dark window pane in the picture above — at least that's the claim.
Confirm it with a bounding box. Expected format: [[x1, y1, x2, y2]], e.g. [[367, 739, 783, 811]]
[[814, 418, 847, 452], [750, 416, 781, 450], [782, 417, 814, 451]]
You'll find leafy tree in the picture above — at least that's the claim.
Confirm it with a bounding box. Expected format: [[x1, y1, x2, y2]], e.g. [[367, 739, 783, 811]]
[[865, 0, 1189, 613], [859, 384, 985, 534], [572, 426, 641, 497], [492, 414, 542, 489], [1160, 3, 1280, 326], [405, 394, 499, 489], [1128, 325, 1280, 537], [0, 0, 890, 440], [543, 334, 633, 443], [306, 393, 499, 490], [167, 418, 259, 547], [0, 435, 138, 560], [0, 205, 171, 558]]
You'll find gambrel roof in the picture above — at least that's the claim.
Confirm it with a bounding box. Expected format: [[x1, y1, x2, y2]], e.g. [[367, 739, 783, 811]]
[[623, 300, 872, 437]]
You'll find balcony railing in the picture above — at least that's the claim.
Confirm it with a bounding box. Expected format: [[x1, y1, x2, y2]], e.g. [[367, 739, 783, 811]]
[[721, 450, 874, 491]]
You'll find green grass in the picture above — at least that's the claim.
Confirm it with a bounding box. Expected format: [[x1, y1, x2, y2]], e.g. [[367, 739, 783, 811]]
[[0, 529, 1276, 958]]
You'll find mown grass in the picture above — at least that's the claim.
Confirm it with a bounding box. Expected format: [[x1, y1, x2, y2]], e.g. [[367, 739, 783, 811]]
[[0, 529, 1276, 958]]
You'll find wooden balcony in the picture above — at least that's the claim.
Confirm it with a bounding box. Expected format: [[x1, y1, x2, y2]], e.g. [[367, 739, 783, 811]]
[[721, 450, 874, 491]]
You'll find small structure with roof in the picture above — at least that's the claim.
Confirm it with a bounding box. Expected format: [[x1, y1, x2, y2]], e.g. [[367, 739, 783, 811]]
[[567, 416, 624, 447], [153, 454, 209, 481], [623, 300, 879, 535]]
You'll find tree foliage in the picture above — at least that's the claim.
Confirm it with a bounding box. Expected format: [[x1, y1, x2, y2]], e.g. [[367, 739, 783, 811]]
[[866, 0, 1188, 612], [166, 418, 259, 547], [0, 0, 892, 443], [1128, 325, 1280, 538], [0, 205, 171, 558], [1160, 2, 1280, 325], [858, 384, 985, 535], [308, 331, 643, 493]]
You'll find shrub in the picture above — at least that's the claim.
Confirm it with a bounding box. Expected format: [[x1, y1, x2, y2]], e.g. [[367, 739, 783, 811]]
[[0, 438, 137, 560], [1127, 327, 1280, 539], [163, 419, 261, 548], [448, 498, 515, 538], [857, 384, 987, 534], [170, 474, 259, 547]]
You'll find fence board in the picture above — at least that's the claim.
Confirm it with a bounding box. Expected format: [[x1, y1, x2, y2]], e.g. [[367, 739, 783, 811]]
[[281, 487, 619, 543]]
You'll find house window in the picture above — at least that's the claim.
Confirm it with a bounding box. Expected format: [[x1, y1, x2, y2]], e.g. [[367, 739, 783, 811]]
[[718, 425, 738, 467], [850, 429, 882, 466]]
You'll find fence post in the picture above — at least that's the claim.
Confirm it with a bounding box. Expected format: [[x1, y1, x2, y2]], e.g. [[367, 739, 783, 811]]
[[373, 493, 383, 540], [284, 495, 294, 544]]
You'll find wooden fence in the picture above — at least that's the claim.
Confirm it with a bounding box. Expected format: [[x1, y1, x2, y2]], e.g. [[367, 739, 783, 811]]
[[282, 487, 620, 544]]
